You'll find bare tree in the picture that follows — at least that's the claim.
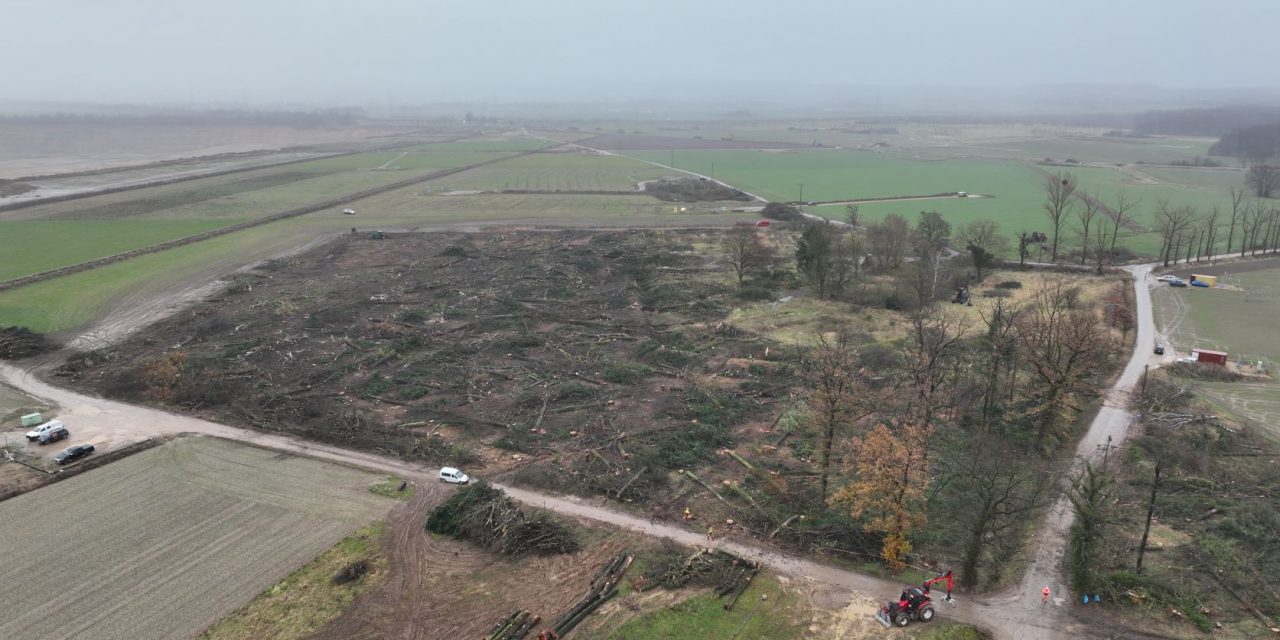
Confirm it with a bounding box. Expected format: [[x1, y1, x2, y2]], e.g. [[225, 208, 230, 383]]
[[958, 219, 1009, 281], [1201, 206, 1222, 263], [1109, 191, 1139, 255], [1075, 192, 1101, 265], [976, 297, 1024, 430], [905, 307, 968, 429], [943, 437, 1048, 587], [1092, 211, 1116, 275], [1245, 162, 1279, 198], [866, 214, 910, 271], [1042, 171, 1078, 262], [721, 223, 773, 287], [1017, 231, 1046, 268], [845, 204, 860, 227], [830, 230, 865, 295], [1017, 279, 1112, 450], [801, 333, 874, 499], [1242, 200, 1268, 256], [1153, 200, 1197, 266], [796, 221, 838, 298], [1225, 187, 1246, 255]]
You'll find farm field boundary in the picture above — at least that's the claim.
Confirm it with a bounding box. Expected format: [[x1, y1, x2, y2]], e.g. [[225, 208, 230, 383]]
[[0, 140, 443, 213], [0, 146, 546, 293], [0, 435, 391, 640]]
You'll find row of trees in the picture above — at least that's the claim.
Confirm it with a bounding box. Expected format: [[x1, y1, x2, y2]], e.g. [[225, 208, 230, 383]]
[[1035, 171, 1135, 268], [1153, 188, 1280, 266], [1038, 171, 1279, 271]]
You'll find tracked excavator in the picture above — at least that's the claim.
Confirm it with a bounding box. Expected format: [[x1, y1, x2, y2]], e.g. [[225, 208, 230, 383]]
[[874, 570, 954, 629]]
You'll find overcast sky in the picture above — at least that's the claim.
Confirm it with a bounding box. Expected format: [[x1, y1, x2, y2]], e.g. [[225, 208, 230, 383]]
[[6, 0, 1279, 105]]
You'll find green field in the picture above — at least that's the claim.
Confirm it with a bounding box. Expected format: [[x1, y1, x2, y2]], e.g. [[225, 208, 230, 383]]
[[632, 148, 1013, 202], [1154, 265, 1280, 362], [629, 147, 1250, 257], [0, 219, 240, 281], [1153, 261, 1280, 439], [431, 151, 680, 191], [0, 140, 548, 286]]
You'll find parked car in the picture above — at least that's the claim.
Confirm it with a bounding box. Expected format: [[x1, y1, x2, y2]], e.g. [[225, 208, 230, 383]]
[[1156, 275, 1179, 283], [1191, 280, 1210, 288], [438, 466, 470, 484], [38, 426, 69, 445], [1154, 344, 1165, 355], [54, 444, 94, 465], [25, 419, 65, 441], [1169, 279, 1188, 287]]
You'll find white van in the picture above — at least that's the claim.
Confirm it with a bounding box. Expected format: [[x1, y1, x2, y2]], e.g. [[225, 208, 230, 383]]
[[438, 467, 471, 484], [25, 419, 65, 441]]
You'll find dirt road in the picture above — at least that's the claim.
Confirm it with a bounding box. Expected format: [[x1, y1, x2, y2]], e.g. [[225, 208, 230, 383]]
[[3, 354, 1135, 639], [997, 264, 1155, 619]]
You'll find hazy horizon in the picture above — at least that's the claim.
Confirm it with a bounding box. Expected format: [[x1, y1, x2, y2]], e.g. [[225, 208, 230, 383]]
[[6, 0, 1280, 106]]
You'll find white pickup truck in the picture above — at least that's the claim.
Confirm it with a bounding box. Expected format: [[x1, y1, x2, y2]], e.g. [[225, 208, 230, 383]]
[[25, 419, 65, 441]]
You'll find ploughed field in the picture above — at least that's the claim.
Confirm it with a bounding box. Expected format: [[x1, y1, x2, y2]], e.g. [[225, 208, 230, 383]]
[[0, 436, 391, 640]]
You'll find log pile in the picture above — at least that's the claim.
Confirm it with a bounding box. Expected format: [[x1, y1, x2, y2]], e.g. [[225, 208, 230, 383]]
[[485, 609, 541, 640], [537, 552, 632, 639], [426, 481, 580, 556], [633, 547, 759, 609]]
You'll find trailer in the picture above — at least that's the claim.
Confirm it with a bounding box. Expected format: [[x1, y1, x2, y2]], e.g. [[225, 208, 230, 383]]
[[1192, 348, 1228, 366], [1190, 274, 1217, 287]]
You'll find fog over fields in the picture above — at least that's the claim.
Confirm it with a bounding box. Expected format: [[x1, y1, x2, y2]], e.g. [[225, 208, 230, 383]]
[[4, 0, 1279, 106]]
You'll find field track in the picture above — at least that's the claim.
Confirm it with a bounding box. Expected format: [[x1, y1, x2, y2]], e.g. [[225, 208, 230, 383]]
[[0, 437, 389, 640]]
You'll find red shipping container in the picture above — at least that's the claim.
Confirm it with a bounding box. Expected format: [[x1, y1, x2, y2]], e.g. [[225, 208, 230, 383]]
[[1192, 348, 1228, 366]]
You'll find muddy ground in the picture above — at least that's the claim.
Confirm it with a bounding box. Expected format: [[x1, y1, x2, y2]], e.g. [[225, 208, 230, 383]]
[[312, 481, 643, 639]]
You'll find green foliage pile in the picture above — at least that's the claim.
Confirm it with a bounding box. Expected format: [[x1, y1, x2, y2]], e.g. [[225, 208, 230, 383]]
[[426, 481, 581, 556]]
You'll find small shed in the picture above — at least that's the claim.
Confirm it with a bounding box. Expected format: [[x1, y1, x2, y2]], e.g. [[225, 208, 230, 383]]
[[1191, 274, 1217, 287], [1192, 348, 1228, 366]]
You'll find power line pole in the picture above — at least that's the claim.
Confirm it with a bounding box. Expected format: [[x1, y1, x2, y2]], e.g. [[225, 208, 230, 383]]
[[797, 183, 805, 210]]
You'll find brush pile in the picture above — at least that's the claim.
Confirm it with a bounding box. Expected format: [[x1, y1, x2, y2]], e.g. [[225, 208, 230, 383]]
[[634, 546, 760, 610], [425, 481, 580, 556], [0, 326, 52, 360]]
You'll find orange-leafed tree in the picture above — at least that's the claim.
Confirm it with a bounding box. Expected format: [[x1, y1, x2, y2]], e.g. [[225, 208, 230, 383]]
[[829, 421, 931, 571]]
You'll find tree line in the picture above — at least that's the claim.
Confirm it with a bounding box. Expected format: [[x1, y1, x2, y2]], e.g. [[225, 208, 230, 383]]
[[721, 215, 1130, 587]]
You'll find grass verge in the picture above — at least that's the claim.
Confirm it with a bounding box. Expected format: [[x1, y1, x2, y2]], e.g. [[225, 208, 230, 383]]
[[369, 475, 415, 500], [581, 573, 807, 640]]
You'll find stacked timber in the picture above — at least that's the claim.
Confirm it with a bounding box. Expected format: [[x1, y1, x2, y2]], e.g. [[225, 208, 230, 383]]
[[537, 552, 632, 639], [485, 609, 541, 640]]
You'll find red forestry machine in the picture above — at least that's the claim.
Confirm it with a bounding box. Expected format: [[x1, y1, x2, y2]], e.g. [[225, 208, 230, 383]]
[[874, 570, 953, 629]]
